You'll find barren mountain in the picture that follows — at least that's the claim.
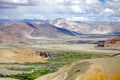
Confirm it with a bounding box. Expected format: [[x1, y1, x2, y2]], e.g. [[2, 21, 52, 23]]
[[31, 22, 78, 38], [47, 18, 120, 34], [0, 19, 119, 43], [0, 22, 33, 43], [47, 18, 82, 33], [47, 18, 81, 32], [0, 21, 77, 42]]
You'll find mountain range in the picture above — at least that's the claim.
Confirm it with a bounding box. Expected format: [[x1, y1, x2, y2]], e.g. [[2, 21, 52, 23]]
[[47, 18, 120, 35], [0, 18, 120, 42], [0, 21, 78, 42]]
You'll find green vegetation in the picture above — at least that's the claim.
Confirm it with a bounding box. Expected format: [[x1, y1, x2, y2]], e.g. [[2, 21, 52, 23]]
[[8, 67, 33, 71], [3, 52, 106, 80], [8, 70, 54, 80]]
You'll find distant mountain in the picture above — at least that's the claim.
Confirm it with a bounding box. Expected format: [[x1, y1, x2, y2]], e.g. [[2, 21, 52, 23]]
[[1, 18, 119, 35], [0, 22, 32, 43], [22, 19, 45, 23], [0, 21, 78, 42], [47, 18, 81, 32], [0, 19, 11, 23], [0, 19, 45, 23], [30, 22, 78, 38], [47, 18, 120, 35], [0, 18, 120, 43]]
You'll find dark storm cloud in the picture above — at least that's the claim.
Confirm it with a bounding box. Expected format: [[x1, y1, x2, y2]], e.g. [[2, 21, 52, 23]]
[[0, 4, 16, 9]]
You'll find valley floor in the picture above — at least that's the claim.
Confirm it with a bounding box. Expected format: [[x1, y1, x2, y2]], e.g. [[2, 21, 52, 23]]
[[0, 37, 120, 80]]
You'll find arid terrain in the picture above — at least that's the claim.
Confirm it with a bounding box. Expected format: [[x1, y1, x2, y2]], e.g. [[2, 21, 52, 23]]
[[36, 56, 120, 80], [0, 0, 120, 79], [0, 19, 120, 80], [0, 36, 120, 80]]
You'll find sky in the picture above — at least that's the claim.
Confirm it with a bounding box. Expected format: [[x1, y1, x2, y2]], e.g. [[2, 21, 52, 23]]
[[0, 0, 120, 22]]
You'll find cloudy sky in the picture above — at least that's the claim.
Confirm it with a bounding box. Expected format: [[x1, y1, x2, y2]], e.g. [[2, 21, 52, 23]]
[[0, 0, 120, 21]]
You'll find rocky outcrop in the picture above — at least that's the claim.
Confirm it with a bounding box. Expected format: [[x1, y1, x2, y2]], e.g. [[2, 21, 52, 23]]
[[0, 74, 4, 77], [0, 48, 47, 63], [96, 42, 105, 47], [33, 51, 52, 59], [96, 37, 120, 48]]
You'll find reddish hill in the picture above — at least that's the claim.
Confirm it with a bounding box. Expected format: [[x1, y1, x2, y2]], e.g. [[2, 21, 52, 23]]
[[0, 22, 33, 43], [0, 48, 47, 63], [0, 22, 77, 43], [96, 37, 120, 48]]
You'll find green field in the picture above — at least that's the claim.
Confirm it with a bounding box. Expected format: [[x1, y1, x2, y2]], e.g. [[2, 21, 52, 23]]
[[2, 52, 106, 80]]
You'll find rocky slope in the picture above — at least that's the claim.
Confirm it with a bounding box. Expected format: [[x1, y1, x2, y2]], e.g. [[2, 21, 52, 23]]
[[47, 18, 120, 34], [35, 56, 120, 80], [0, 18, 119, 43], [0, 48, 48, 63], [0, 22, 77, 43], [96, 37, 120, 48]]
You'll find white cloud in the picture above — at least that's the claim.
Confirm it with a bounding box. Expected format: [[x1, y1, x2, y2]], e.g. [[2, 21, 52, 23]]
[[56, 0, 64, 3], [113, 0, 119, 2], [69, 0, 82, 4], [24, 14, 47, 20], [43, 0, 64, 5], [0, 0, 120, 22], [71, 5, 84, 13], [0, 15, 9, 19], [67, 17, 89, 21], [12, 0, 28, 4], [85, 0, 99, 4], [104, 8, 114, 14]]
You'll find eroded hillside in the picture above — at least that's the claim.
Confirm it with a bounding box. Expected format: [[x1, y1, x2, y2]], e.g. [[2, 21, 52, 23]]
[[36, 56, 120, 80]]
